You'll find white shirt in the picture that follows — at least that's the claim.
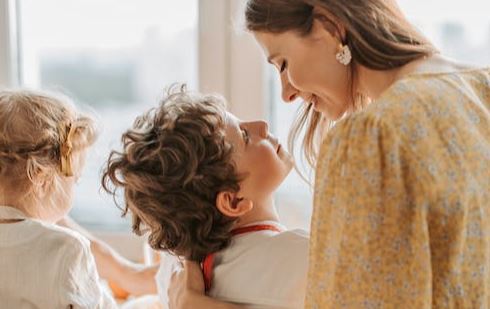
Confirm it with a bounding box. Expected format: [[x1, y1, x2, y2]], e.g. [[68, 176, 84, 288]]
[[156, 221, 309, 309], [0, 206, 117, 309]]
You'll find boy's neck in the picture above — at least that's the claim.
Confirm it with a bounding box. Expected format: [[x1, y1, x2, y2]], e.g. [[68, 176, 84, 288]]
[[234, 196, 280, 228]]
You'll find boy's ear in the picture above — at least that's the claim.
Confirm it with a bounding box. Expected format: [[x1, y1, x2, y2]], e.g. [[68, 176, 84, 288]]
[[216, 191, 253, 218]]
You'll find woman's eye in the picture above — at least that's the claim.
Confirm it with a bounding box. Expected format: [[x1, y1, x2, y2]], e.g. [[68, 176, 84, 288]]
[[280, 60, 287, 73]]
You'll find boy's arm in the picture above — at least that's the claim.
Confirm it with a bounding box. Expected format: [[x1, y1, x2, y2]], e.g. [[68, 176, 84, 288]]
[[169, 261, 244, 309], [58, 216, 158, 296]]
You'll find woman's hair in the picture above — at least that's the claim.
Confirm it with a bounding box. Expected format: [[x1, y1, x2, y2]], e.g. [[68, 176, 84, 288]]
[[245, 0, 437, 171], [0, 89, 97, 203], [102, 85, 242, 262]]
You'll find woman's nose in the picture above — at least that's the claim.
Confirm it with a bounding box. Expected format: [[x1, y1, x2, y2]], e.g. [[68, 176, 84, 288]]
[[281, 73, 299, 103]]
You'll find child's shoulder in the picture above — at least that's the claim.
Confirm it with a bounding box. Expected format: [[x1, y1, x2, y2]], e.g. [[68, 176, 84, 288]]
[[270, 228, 309, 250], [211, 228, 309, 307], [231, 227, 309, 263], [32, 220, 91, 256], [233, 226, 309, 252], [264, 228, 310, 263], [278, 228, 309, 239]]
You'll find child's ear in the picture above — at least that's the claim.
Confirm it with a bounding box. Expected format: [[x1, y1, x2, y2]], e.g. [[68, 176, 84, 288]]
[[216, 191, 253, 218]]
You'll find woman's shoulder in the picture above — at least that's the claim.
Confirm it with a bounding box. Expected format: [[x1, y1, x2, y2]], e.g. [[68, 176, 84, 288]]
[[319, 64, 490, 179], [327, 66, 490, 140], [375, 60, 490, 113]]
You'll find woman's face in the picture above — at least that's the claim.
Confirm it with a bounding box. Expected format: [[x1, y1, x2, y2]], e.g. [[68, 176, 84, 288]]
[[253, 19, 351, 120]]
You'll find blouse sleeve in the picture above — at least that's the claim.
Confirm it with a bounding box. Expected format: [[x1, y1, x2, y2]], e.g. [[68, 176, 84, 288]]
[[58, 235, 118, 309], [306, 114, 432, 308]]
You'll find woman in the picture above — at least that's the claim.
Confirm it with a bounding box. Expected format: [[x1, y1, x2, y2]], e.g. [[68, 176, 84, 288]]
[[169, 0, 490, 308]]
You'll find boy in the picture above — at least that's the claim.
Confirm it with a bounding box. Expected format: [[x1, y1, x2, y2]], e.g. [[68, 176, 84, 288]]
[[102, 85, 309, 309]]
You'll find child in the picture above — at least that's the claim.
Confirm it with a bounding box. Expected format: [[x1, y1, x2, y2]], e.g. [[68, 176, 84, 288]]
[[103, 85, 309, 309], [0, 89, 117, 308]]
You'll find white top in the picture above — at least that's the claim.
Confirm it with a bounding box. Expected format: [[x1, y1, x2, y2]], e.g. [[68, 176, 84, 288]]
[[156, 221, 309, 309], [0, 206, 117, 309]]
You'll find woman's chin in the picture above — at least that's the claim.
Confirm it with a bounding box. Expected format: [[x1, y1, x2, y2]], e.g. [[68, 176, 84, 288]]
[[312, 96, 348, 121]]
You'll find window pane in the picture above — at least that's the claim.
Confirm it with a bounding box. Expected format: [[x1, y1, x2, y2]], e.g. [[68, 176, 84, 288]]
[[19, 0, 198, 230], [398, 0, 490, 65], [269, 1, 490, 231]]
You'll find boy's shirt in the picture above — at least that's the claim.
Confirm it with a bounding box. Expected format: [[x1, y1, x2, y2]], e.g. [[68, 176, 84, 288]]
[[156, 220, 309, 309], [0, 206, 117, 309]]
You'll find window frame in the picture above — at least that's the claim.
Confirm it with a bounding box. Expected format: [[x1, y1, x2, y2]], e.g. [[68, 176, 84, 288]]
[[0, 0, 268, 259], [0, 0, 20, 87], [198, 0, 268, 121]]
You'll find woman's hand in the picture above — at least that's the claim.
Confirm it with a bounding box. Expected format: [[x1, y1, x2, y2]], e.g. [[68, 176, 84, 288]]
[[168, 260, 243, 309]]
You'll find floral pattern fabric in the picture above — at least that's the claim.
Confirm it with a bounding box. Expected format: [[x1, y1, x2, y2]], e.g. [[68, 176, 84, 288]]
[[306, 69, 490, 309]]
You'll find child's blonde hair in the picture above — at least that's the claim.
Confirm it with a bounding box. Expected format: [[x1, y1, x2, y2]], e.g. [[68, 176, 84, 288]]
[[0, 89, 98, 204]]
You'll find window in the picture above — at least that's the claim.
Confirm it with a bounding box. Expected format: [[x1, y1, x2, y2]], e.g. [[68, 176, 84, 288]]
[[269, 0, 490, 231], [18, 0, 198, 230], [6, 0, 489, 233], [398, 0, 490, 66]]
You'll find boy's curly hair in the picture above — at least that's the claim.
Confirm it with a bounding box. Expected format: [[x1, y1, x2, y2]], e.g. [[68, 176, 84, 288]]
[[102, 85, 242, 262]]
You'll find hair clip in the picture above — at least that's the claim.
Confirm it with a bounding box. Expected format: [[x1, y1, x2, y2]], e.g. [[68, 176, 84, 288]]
[[60, 122, 76, 177]]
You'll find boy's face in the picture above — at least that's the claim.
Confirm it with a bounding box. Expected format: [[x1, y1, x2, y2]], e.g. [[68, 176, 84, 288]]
[[223, 112, 293, 201]]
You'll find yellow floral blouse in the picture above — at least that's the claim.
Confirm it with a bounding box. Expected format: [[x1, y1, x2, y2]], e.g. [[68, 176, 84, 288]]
[[306, 68, 490, 308]]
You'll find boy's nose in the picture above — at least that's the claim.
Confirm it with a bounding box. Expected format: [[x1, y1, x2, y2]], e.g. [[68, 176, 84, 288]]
[[246, 120, 269, 138], [256, 121, 269, 138]]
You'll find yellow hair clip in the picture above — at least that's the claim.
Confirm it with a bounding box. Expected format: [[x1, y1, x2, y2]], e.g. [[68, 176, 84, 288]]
[[60, 122, 76, 177]]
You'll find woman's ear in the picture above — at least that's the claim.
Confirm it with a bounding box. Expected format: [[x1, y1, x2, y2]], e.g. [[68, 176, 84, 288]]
[[216, 191, 253, 218], [312, 5, 346, 43]]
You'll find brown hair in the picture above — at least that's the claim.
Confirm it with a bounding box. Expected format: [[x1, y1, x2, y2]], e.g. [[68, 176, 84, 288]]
[[102, 85, 242, 262], [245, 0, 437, 171], [0, 89, 97, 204]]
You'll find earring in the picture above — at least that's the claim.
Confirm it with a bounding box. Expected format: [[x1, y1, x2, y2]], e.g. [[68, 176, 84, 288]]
[[336, 43, 352, 65]]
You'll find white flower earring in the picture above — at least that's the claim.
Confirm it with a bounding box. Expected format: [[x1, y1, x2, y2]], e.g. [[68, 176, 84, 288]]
[[335, 43, 352, 65]]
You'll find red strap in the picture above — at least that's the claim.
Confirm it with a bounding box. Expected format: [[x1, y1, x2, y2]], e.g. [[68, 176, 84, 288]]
[[231, 224, 282, 236], [202, 253, 215, 292], [202, 224, 283, 292]]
